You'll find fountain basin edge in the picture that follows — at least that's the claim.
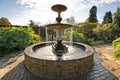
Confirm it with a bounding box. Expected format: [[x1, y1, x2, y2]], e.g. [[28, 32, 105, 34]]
[[24, 42, 94, 79]]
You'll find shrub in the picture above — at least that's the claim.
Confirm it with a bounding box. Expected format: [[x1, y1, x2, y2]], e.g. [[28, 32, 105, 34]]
[[112, 37, 120, 57], [93, 24, 114, 42], [113, 49, 120, 58], [73, 31, 85, 43], [74, 22, 98, 43], [74, 22, 97, 35], [63, 31, 85, 43], [93, 23, 120, 42], [0, 27, 40, 53]]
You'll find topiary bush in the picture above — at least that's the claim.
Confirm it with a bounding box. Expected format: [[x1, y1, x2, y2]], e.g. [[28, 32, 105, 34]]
[[0, 27, 40, 53], [112, 37, 120, 58]]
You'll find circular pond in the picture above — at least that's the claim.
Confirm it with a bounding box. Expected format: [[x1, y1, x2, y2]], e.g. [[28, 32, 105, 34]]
[[24, 42, 94, 79]]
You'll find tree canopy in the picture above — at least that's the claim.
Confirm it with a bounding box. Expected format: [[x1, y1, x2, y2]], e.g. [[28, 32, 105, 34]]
[[103, 11, 112, 24], [0, 17, 11, 25], [113, 7, 120, 27], [87, 6, 98, 23]]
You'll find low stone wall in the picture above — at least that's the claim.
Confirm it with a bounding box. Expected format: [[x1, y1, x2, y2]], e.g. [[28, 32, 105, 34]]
[[24, 42, 94, 79]]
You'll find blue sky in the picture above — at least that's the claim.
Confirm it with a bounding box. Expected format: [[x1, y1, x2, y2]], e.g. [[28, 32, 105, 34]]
[[0, 0, 120, 25]]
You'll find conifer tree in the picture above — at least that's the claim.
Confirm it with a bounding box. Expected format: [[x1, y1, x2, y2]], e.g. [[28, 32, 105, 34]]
[[103, 11, 112, 24], [87, 6, 98, 23], [113, 7, 120, 27]]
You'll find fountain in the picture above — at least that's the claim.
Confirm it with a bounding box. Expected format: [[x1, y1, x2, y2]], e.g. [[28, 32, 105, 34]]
[[24, 4, 94, 79], [47, 4, 72, 56]]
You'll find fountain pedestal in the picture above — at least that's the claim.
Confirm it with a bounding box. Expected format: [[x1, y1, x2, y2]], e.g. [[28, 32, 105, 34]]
[[47, 4, 71, 56]]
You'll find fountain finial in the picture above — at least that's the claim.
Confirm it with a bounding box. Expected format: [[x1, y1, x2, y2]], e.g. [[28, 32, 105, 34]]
[[52, 4, 67, 23]]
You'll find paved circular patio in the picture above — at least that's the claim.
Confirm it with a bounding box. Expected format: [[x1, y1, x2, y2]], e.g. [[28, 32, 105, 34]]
[[0, 51, 119, 80]]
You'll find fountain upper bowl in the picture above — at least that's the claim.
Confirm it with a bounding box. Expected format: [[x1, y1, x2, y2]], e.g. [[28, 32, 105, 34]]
[[46, 23, 73, 30]]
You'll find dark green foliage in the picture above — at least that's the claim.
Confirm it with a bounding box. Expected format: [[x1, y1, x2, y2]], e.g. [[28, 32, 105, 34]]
[[28, 20, 48, 41], [112, 38, 120, 57], [73, 31, 85, 43], [93, 24, 112, 42], [93, 23, 120, 42], [63, 30, 70, 41], [74, 21, 120, 44], [74, 22, 97, 43], [103, 11, 112, 24], [73, 6, 120, 45], [87, 6, 98, 23], [0, 27, 40, 53], [89, 40, 104, 45], [78, 22, 97, 36], [63, 31, 85, 43], [113, 7, 120, 27], [28, 20, 39, 34], [29, 20, 36, 27], [47, 28, 56, 41], [39, 26, 46, 41]]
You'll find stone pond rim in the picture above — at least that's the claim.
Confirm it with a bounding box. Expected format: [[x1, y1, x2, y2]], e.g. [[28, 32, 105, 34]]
[[24, 42, 94, 79]]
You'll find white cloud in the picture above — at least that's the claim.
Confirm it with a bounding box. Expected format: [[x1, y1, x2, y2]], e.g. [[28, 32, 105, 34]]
[[16, 0, 120, 25]]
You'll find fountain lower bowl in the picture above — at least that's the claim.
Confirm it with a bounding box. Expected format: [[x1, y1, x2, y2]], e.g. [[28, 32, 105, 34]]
[[24, 42, 94, 79]]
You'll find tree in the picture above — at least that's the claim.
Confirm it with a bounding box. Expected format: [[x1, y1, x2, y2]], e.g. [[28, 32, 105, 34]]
[[0, 17, 11, 25], [66, 16, 75, 24], [103, 11, 112, 24], [113, 7, 120, 27], [29, 20, 37, 27], [87, 6, 98, 23], [28, 20, 46, 41], [39, 26, 46, 41], [28, 20, 39, 34]]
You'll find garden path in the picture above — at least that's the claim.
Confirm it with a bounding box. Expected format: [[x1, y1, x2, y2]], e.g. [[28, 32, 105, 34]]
[[93, 44, 120, 78]]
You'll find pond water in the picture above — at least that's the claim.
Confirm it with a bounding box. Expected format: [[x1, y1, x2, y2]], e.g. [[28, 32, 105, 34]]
[[34, 45, 85, 60]]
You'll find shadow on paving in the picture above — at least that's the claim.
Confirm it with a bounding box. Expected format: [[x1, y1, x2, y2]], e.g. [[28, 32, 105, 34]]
[[1, 61, 42, 80], [1, 53, 119, 80], [0, 51, 23, 68]]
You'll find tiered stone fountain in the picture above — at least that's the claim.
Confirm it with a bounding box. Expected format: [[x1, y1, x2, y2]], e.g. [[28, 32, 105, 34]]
[[24, 4, 94, 79], [47, 4, 72, 56]]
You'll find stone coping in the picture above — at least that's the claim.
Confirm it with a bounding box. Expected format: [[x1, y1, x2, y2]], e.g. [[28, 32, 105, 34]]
[[24, 42, 94, 61]]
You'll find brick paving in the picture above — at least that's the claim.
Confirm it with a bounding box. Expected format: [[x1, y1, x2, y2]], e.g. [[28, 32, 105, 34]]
[[0, 52, 119, 80]]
